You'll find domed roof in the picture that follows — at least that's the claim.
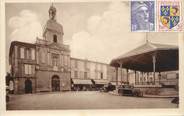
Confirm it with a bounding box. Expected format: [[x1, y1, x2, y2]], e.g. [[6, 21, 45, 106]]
[[43, 4, 64, 36], [43, 19, 64, 35]]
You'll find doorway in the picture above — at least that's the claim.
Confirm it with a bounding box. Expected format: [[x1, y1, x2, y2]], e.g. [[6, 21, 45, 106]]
[[25, 79, 32, 93], [51, 75, 60, 91]]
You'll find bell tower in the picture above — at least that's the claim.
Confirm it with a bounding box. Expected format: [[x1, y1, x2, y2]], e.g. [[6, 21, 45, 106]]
[[49, 3, 56, 20], [43, 4, 64, 44]]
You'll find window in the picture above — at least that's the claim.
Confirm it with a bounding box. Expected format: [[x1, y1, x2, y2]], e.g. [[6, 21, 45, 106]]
[[64, 56, 67, 66], [47, 52, 50, 65], [74, 71, 78, 78], [41, 50, 45, 63], [60, 55, 63, 66], [52, 54, 59, 66], [25, 48, 31, 59], [25, 65, 29, 74], [26, 48, 30, 59], [24, 64, 35, 75], [84, 72, 87, 79], [32, 65, 35, 74], [67, 56, 70, 67], [61, 54, 64, 66], [95, 63, 97, 71], [31, 49, 35, 60], [86, 62, 90, 70], [28, 65, 31, 74], [53, 35, 57, 43], [100, 72, 103, 79], [20, 47, 25, 58], [95, 71, 98, 79], [80, 71, 83, 79], [84, 62, 87, 69], [53, 58, 57, 66], [74, 60, 78, 68]]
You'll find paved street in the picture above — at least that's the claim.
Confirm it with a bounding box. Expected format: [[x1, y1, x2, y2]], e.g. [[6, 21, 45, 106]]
[[7, 91, 177, 110]]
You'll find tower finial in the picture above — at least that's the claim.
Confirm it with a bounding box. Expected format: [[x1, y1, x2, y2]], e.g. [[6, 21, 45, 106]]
[[49, 3, 56, 20]]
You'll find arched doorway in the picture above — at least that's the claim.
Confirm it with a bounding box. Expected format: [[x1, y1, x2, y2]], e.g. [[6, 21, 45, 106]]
[[51, 75, 60, 91], [25, 79, 32, 93]]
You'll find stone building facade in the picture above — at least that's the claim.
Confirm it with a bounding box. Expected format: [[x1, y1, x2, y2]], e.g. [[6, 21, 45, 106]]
[[9, 41, 36, 94], [35, 5, 71, 92], [70, 58, 108, 90], [9, 5, 71, 94]]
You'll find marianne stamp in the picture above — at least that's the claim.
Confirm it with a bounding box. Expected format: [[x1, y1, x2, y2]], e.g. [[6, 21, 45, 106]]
[[157, 0, 183, 32], [131, 1, 155, 32]]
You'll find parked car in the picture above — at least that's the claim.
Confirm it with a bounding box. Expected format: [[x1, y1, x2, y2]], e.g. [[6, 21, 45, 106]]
[[118, 85, 143, 97], [100, 83, 116, 92], [171, 97, 179, 104]]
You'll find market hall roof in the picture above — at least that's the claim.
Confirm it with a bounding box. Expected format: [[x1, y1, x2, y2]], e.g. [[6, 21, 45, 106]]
[[110, 42, 178, 72]]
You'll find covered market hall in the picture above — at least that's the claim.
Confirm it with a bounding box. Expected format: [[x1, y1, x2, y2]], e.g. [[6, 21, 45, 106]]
[[110, 41, 178, 87]]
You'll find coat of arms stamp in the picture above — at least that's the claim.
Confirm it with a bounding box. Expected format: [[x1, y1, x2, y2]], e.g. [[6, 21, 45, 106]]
[[157, 0, 183, 32]]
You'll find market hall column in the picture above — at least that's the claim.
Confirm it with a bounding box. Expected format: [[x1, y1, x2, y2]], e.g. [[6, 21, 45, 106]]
[[126, 68, 129, 84], [120, 63, 123, 85], [115, 67, 118, 86], [152, 54, 156, 84]]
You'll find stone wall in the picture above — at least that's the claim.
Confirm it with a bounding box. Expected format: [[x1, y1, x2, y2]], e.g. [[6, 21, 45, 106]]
[[71, 58, 108, 80], [14, 77, 36, 94], [35, 70, 71, 92]]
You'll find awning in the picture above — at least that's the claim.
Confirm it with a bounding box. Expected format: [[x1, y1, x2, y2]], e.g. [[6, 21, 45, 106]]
[[111, 82, 122, 85], [72, 79, 92, 85], [94, 79, 108, 85]]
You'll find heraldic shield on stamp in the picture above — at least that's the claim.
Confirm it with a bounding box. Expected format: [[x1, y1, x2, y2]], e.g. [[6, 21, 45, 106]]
[[131, 1, 155, 32], [157, 0, 183, 32]]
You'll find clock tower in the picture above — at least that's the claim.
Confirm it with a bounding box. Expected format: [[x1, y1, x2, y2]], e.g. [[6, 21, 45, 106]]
[[43, 4, 64, 44]]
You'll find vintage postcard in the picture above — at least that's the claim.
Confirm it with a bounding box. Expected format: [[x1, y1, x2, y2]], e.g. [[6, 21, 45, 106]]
[[157, 0, 183, 32], [0, 0, 184, 116]]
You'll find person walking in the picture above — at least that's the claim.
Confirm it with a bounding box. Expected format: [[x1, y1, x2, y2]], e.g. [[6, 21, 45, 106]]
[[9, 80, 14, 94]]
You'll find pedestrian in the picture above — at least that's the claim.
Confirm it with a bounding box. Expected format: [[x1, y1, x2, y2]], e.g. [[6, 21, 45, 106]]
[[9, 80, 14, 94]]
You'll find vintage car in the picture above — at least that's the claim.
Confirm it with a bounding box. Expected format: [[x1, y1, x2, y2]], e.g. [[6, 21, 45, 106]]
[[100, 83, 116, 92], [171, 97, 179, 104], [118, 85, 143, 97]]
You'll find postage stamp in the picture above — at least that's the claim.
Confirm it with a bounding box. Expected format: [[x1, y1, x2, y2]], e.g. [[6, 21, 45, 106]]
[[131, 1, 155, 32], [157, 0, 183, 32]]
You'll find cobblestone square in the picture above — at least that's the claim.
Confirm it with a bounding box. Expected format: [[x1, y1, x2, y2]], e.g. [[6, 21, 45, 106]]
[[7, 91, 177, 110]]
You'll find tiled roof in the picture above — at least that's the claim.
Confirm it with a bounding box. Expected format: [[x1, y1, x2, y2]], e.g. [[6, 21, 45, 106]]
[[110, 42, 178, 72]]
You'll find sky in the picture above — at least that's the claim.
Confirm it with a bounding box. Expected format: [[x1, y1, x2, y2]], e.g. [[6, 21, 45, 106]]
[[5, 2, 178, 72]]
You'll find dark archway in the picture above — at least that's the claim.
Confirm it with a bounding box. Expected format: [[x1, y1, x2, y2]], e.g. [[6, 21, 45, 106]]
[[25, 79, 32, 93], [53, 34, 57, 43], [51, 75, 60, 91]]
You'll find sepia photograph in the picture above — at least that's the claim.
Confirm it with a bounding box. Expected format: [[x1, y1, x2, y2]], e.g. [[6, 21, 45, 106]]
[[1, 0, 184, 115]]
